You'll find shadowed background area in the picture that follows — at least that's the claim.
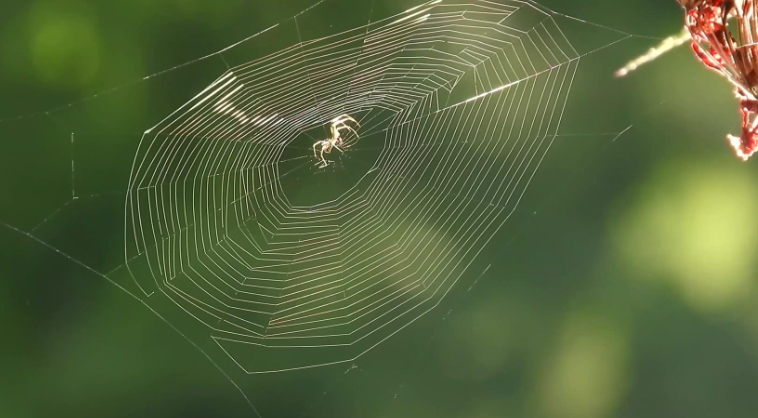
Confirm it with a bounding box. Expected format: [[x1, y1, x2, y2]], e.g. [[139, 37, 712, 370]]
[[2, 1, 758, 418]]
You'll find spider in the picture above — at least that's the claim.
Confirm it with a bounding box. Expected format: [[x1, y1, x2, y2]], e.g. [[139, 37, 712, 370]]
[[313, 114, 360, 168]]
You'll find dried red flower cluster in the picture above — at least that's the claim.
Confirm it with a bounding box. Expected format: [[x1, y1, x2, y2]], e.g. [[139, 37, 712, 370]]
[[682, 0, 758, 160]]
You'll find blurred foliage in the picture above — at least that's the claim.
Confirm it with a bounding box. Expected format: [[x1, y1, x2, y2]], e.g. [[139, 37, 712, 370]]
[[2, 1, 758, 418]]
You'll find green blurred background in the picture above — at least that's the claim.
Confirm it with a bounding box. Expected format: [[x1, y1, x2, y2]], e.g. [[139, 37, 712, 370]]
[[2, 0, 758, 417]]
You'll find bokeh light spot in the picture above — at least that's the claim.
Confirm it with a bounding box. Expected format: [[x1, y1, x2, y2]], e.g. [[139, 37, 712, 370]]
[[612, 160, 758, 311], [28, 1, 101, 88], [534, 315, 629, 418]]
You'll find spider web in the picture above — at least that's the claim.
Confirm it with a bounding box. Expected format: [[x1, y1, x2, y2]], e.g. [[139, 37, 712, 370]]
[[0, 0, 643, 416], [127, 0, 584, 372]]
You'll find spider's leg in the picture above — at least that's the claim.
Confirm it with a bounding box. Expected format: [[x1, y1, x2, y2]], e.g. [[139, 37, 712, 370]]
[[335, 124, 359, 138], [314, 141, 328, 167], [334, 121, 357, 134], [331, 114, 353, 124], [332, 114, 360, 127], [319, 147, 327, 167]]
